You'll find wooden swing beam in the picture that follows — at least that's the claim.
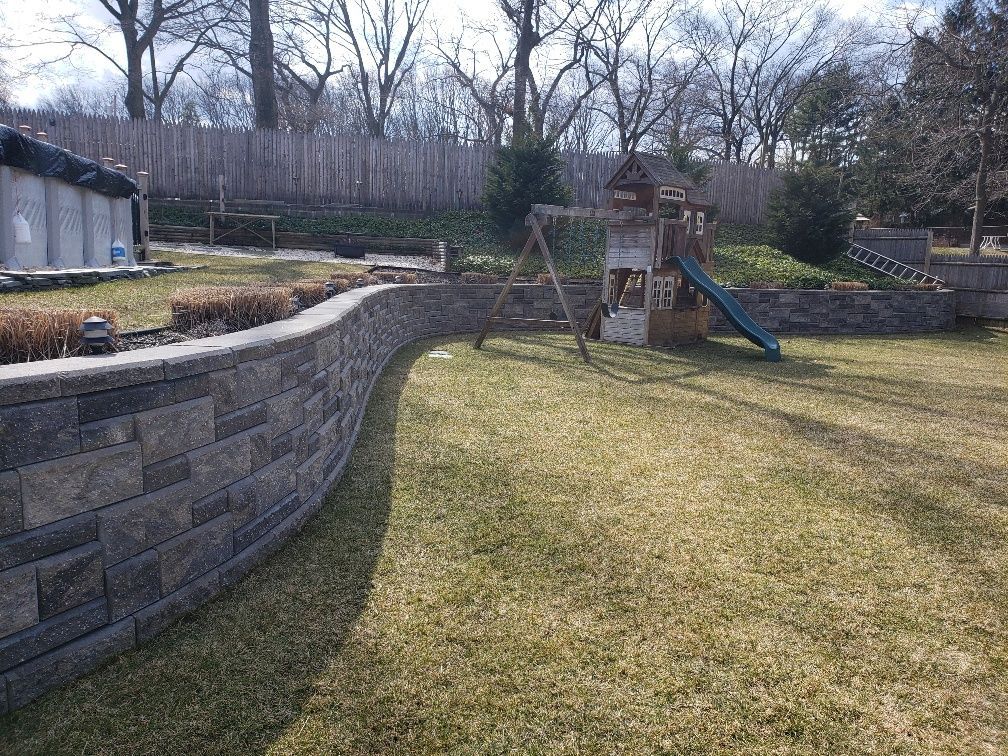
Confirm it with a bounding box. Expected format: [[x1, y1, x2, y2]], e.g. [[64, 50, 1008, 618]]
[[474, 210, 598, 363]]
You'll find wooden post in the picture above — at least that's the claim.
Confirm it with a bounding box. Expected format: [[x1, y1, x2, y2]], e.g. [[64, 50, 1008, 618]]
[[18, 125, 32, 136], [529, 216, 591, 363], [35, 132, 48, 143], [923, 229, 933, 274], [137, 171, 151, 261], [218, 174, 226, 213]]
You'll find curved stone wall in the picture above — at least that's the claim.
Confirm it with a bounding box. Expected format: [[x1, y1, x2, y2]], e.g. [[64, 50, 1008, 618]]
[[0, 282, 955, 713]]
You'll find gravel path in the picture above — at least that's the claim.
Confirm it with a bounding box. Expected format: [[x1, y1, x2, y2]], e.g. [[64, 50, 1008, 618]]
[[151, 242, 444, 272]]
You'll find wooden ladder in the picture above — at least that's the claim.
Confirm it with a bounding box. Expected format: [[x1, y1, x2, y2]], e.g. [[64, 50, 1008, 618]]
[[845, 243, 946, 287]]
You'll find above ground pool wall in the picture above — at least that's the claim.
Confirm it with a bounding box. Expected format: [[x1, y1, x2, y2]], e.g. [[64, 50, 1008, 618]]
[[0, 167, 135, 271], [0, 283, 955, 714]]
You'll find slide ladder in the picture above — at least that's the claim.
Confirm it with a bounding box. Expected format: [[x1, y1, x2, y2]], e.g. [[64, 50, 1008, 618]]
[[673, 256, 781, 362], [845, 243, 945, 286]]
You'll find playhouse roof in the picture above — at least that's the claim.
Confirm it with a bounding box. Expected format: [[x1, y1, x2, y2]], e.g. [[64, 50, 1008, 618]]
[[605, 151, 711, 205]]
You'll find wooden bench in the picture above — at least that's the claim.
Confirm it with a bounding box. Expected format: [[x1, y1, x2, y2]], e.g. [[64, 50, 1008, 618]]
[[208, 211, 279, 249]]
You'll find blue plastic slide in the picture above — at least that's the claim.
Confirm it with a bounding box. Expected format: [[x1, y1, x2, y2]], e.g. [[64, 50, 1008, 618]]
[[672, 256, 781, 362]]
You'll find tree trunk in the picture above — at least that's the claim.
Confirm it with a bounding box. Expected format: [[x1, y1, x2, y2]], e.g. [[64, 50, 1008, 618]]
[[249, 0, 279, 130], [968, 125, 992, 256], [120, 20, 146, 120], [511, 0, 535, 145]]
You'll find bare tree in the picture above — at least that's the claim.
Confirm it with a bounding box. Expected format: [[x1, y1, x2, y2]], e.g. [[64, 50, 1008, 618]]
[[33, 0, 237, 120], [496, 0, 605, 144], [742, 4, 858, 166], [435, 24, 515, 146], [330, 0, 430, 138], [903, 0, 1008, 254], [588, 0, 701, 152]]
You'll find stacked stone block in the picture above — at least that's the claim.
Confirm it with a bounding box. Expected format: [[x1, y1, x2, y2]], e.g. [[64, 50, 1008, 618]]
[[0, 283, 955, 714]]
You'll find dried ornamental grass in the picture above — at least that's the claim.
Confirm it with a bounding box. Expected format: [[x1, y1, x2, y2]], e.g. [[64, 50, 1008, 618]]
[[0, 307, 119, 364], [461, 272, 498, 284], [289, 280, 329, 307], [169, 286, 294, 331], [536, 272, 567, 286], [830, 281, 870, 291]]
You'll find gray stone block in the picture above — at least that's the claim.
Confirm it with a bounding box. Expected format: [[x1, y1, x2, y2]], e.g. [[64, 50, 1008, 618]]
[[0, 470, 21, 538], [80, 415, 136, 452], [135, 569, 219, 644], [58, 353, 164, 396], [228, 453, 296, 528], [143, 454, 190, 492], [192, 490, 229, 526], [187, 432, 252, 499], [214, 402, 267, 440], [233, 492, 299, 553], [97, 481, 193, 566], [0, 361, 61, 407], [78, 382, 173, 423], [5, 618, 135, 710], [0, 565, 37, 639], [249, 425, 272, 470], [0, 598, 106, 671], [105, 549, 160, 621], [135, 396, 215, 465], [156, 515, 232, 594], [235, 358, 282, 407], [266, 386, 305, 437], [0, 398, 79, 467], [161, 346, 236, 380], [36, 542, 104, 620], [0, 513, 95, 571], [20, 443, 143, 529]]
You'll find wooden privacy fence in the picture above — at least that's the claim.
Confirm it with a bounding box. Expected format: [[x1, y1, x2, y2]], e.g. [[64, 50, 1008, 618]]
[[851, 228, 931, 264], [929, 252, 1008, 319], [0, 108, 781, 224]]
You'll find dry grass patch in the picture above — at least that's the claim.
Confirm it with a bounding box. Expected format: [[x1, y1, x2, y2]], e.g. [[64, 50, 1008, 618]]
[[0, 307, 118, 363], [169, 286, 294, 331]]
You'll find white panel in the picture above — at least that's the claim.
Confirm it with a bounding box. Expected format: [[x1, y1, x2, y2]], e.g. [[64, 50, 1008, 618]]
[[601, 309, 647, 346], [0, 166, 15, 269], [111, 198, 136, 265], [13, 170, 48, 269], [45, 181, 85, 269], [82, 192, 113, 267]]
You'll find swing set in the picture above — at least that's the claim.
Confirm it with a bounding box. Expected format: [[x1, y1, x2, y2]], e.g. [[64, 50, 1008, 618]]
[[474, 203, 645, 364]]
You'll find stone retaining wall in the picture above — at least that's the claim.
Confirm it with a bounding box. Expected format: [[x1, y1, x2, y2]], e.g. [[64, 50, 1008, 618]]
[[0, 282, 953, 713], [709, 288, 956, 334]]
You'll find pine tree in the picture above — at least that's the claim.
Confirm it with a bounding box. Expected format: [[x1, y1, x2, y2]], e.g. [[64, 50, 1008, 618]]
[[482, 137, 572, 241], [768, 164, 854, 264]]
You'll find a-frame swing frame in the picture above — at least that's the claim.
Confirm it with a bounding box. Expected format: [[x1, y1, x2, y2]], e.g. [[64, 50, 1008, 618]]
[[474, 204, 645, 363]]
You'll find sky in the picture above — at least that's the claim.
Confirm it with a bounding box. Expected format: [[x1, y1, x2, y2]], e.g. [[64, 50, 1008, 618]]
[[4, 0, 906, 107]]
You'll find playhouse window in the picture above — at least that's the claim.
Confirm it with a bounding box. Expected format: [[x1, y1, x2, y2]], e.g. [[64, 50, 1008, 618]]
[[695, 212, 705, 235], [662, 276, 676, 308], [683, 210, 692, 232], [613, 190, 636, 200], [651, 276, 663, 308], [659, 186, 686, 202]]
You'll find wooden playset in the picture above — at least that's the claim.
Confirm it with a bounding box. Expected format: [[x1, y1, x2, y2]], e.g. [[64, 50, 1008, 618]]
[[475, 151, 780, 363]]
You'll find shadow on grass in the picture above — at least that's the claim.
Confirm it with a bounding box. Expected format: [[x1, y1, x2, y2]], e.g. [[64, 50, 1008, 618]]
[[0, 347, 424, 755]]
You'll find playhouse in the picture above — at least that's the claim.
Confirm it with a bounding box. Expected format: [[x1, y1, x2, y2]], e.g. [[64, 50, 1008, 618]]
[[600, 152, 717, 347], [476, 150, 780, 362]]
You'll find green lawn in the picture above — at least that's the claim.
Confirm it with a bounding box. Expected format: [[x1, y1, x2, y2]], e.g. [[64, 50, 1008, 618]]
[[3, 329, 1008, 754], [0, 252, 365, 330]]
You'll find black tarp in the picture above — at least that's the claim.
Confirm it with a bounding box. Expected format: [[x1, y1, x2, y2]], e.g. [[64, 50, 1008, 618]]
[[0, 124, 138, 199]]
